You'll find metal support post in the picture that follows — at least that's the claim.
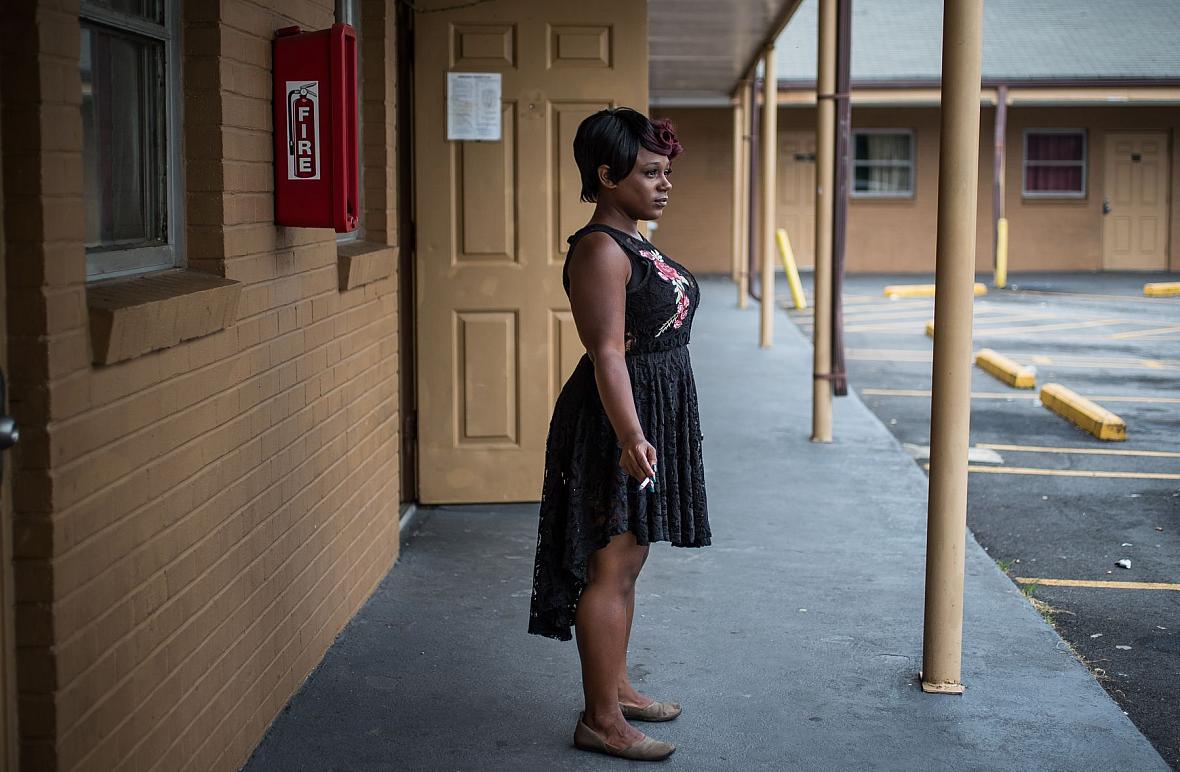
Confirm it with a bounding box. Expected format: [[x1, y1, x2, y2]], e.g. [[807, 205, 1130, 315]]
[[921, 0, 985, 696], [759, 47, 778, 348], [992, 84, 1009, 288], [811, 0, 836, 441], [734, 86, 751, 294]]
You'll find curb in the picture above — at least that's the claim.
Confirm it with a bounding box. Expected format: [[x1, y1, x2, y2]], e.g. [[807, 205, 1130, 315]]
[[1039, 383, 1127, 441], [975, 348, 1036, 388], [884, 283, 987, 298], [1143, 282, 1180, 297]]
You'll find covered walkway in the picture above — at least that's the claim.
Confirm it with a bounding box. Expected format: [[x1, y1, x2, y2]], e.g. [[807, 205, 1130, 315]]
[[245, 277, 1166, 770]]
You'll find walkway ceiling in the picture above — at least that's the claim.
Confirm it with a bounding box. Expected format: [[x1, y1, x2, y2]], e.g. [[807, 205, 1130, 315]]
[[648, 0, 803, 106]]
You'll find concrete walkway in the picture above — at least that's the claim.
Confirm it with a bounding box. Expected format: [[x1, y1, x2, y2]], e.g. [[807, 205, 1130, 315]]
[[244, 277, 1167, 771]]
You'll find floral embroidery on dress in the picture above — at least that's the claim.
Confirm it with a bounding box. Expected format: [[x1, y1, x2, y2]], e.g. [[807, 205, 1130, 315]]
[[637, 247, 692, 336]]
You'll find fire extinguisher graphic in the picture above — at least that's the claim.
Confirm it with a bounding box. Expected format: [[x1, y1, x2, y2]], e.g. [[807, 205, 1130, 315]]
[[287, 83, 319, 179]]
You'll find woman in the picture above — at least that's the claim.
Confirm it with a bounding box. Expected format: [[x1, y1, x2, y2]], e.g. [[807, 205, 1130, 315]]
[[528, 107, 711, 761]]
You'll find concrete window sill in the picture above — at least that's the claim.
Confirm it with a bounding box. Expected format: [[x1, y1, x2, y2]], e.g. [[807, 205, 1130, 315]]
[[337, 240, 396, 291], [86, 269, 242, 366]]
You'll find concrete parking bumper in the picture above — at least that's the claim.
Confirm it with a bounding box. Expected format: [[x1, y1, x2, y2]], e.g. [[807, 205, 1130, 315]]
[[245, 277, 1166, 771]]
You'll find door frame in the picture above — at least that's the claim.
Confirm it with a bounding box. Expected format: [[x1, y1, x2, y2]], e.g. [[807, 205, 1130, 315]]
[[396, 0, 418, 508], [0, 101, 18, 772]]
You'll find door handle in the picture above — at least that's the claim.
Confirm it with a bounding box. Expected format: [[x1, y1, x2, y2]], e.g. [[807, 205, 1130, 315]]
[[0, 369, 16, 451], [1102, 198, 1111, 214], [0, 369, 16, 483], [0, 417, 17, 451]]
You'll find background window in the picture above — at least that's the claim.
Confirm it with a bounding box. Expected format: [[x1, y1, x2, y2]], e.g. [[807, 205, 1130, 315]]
[[81, 0, 182, 280], [1023, 130, 1086, 197], [336, 0, 364, 242], [852, 130, 914, 197]]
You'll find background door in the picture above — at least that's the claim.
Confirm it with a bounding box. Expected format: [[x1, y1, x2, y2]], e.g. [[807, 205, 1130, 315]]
[[1103, 132, 1170, 271], [413, 0, 648, 503], [778, 130, 816, 269]]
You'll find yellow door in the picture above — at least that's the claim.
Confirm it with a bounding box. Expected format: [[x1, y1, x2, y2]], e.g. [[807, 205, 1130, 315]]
[[1103, 132, 1170, 271], [414, 0, 648, 503], [778, 130, 816, 269]]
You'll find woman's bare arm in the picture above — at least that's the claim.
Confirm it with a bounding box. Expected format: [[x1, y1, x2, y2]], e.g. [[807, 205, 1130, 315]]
[[568, 231, 657, 483]]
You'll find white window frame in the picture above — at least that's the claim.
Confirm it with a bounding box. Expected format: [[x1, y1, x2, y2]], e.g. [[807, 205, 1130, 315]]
[[1022, 128, 1087, 199], [850, 129, 915, 199], [335, 0, 365, 243], [80, 0, 184, 280]]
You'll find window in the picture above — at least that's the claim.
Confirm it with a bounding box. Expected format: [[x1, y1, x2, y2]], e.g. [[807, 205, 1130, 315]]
[[852, 130, 914, 198], [81, 0, 183, 280], [336, 0, 364, 242], [1023, 130, 1086, 198]]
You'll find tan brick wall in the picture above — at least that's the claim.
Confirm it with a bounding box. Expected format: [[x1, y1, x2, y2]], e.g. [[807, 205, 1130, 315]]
[[2, 0, 403, 768]]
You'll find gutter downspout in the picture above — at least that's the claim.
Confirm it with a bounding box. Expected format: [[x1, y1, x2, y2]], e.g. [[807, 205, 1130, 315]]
[[830, 0, 851, 396]]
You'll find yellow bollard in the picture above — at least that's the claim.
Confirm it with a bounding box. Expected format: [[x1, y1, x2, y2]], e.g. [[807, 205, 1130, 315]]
[[994, 217, 1009, 289], [776, 228, 808, 310]]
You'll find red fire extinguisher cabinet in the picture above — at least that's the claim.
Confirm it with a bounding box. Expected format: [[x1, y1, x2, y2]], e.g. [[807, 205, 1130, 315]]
[[273, 24, 358, 232]]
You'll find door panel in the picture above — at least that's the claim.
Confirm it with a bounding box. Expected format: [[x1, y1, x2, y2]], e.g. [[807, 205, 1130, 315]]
[[1103, 132, 1170, 270], [778, 130, 816, 269], [414, 0, 647, 503]]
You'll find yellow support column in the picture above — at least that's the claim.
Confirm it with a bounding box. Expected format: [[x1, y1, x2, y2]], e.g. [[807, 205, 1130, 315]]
[[921, 0, 984, 696], [776, 228, 807, 310], [759, 48, 778, 348], [994, 217, 1009, 289]]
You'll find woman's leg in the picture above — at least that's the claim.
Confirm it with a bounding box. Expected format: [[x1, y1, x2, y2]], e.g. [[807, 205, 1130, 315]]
[[617, 548, 653, 708], [575, 532, 649, 747]]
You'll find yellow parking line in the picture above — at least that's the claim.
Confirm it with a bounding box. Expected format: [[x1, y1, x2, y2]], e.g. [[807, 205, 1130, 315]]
[[846, 310, 1052, 334], [859, 387, 1180, 404], [1014, 289, 1177, 305], [972, 318, 1122, 336], [959, 465, 1180, 480], [920, 463, 1180, 480], [846, 349, 1180, 371], [1015, 577, 1180, 592], [842, 301, 932, 315], [1108, 323, 1180, 340], [975, 443, 1180, 459]]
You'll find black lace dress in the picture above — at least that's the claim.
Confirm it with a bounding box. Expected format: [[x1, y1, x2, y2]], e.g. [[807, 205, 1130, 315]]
[[528, 223, 711, 641]]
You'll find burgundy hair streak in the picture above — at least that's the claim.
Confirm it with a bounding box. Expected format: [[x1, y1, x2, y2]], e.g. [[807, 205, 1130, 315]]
[[642, 118, 684, 161]]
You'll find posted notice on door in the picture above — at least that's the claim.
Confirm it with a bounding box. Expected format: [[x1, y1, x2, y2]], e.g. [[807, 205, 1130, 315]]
[[446, 72, 501, 141]]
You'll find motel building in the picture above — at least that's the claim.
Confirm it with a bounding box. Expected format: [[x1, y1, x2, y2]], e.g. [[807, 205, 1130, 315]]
[[658, 0, 1180, 276], [0, 0, 1175, 769]]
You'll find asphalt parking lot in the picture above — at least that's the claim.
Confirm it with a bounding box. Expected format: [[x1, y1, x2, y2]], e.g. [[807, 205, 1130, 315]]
[[785, 271, 1180, 769]]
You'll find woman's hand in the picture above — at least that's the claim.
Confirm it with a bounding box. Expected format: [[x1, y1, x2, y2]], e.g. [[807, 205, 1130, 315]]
[[619, 431, 658, 484]]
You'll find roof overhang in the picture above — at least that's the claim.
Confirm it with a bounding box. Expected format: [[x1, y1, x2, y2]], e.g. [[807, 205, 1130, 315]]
[[648, 0, 804, 107], [775, 78, 1180, 108]]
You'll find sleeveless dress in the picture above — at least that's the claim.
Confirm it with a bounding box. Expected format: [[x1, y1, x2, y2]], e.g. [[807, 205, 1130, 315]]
[[528, 223, 711, 641]]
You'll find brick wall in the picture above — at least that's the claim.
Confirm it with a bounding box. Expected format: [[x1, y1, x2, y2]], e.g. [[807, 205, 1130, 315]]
[[1, 0, 403, 768]]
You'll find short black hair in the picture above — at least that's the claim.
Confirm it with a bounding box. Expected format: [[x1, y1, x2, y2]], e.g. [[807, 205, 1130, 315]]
[[572, 107, 683, 203]]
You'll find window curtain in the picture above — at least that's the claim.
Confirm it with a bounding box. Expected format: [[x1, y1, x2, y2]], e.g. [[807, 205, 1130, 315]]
[[854, 134, 912, 193], [1025, 133, 1084, 193]]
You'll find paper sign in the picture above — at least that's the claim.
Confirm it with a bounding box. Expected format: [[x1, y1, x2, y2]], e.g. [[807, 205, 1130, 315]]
[[447, 72, 502, 141]]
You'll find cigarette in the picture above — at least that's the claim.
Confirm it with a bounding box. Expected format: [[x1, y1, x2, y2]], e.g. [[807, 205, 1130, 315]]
[[639, 477, 652, 490]]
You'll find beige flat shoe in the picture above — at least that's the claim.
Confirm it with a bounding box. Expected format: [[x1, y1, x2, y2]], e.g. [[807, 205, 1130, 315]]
[[573, 714, 676, 761], [620, 699, 682, 722]]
